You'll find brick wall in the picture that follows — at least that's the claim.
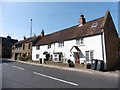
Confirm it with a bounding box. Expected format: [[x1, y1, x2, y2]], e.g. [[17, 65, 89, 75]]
[[104, 13, 118, 70]]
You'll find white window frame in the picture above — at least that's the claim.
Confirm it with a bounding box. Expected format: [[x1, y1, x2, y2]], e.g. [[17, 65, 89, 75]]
[[48, 44, 51, 49], [36, 54, 39, 59], [76, 38, 84, 45], [36, 46, 40, 50], [85, 50, 94, 61], [58, 41, 64, 48]]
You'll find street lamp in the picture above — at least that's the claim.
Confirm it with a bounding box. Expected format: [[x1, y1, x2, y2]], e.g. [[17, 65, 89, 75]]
[[30, 19, 32, 37]]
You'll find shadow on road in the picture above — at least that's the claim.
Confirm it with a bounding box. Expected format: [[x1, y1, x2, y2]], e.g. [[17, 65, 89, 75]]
[[2, 59, 15, 63]]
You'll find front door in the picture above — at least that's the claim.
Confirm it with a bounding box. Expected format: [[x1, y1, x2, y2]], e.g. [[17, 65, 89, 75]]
[[74, 52, 80, 63], [15, 53, 19, 60]]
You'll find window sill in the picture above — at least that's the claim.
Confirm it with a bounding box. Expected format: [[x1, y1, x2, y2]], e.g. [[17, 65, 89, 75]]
[[77, 44, 85, 46]]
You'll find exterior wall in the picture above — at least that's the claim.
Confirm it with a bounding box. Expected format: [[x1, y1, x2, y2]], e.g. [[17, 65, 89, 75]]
[[1, 37, 18, 59], [32, 34, 104, 64], [32, 46, 38, 61], [12, 42, 32, 60], [0, 38, 2, 58], [22, 42, 32, 55], [103, 13, 118, 70], [11, 45, 22, 60], [118, 38, 120, 69], [104, 24, 118, 70]]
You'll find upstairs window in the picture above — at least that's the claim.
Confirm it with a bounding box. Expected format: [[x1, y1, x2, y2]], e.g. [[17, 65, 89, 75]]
[[58, 41, 64, 48], [12, 47, 15, 50], [28, 43, 31, 49], [36, 46, 40, 50], [76, 38, 84, 45], [23, 44, 25, 50], [48, 44, 51, 49]]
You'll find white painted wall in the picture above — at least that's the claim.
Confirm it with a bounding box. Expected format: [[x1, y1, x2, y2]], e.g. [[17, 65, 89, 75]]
[[32, 34, 105, 64], [32, 46, 40, 61]]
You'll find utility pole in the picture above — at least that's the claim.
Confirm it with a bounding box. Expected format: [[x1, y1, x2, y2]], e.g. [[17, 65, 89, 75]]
[[30, 19, 32, 37]]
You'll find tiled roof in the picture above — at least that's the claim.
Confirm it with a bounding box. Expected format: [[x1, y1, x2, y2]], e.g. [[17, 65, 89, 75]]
[[35, 16, 104, 46], [13, 35, 40, 46]]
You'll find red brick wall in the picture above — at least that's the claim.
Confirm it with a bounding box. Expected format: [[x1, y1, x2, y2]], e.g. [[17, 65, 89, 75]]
[[104, 14, 118, 70]]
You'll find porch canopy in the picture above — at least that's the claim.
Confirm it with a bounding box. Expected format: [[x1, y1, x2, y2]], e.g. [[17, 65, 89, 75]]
[[70, 46, 85, 58], [43, 51, 49, 55], [70, 46, 81, 52]]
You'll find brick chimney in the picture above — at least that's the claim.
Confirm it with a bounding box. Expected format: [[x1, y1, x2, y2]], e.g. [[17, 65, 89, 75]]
[[24, 36, 26, 40], [41, 29, 44, 37], [79, 14, 86, 26], [7, 35, 11, 39]]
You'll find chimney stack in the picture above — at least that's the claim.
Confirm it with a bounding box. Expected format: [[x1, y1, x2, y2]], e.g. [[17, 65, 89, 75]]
[[79, 14, 86, 26], [24, 36, 26, 40], [41, 29, 44, 37], [7, 35, 11, 39]]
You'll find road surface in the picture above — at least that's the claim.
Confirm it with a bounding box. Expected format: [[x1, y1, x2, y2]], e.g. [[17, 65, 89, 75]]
[[2, 59, 118, 88]]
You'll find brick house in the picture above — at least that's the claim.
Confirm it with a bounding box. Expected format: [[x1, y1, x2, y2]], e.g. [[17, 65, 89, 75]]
[[118, 38, 120, 69], [0, 36, 18, 58], [12, 35, 41, 60], [32, 11, 118, 70]]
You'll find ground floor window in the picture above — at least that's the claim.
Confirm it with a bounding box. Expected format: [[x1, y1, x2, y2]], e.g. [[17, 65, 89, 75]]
[[53, 53, 63, 62], [85, 50, 94, 62], [36, 54, 39, 59]]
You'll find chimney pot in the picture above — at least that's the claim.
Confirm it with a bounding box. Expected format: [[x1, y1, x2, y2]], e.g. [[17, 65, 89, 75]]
[[79, 14, 86, 26]]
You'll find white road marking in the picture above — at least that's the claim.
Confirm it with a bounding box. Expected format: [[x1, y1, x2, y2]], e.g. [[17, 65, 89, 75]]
[[12, 65, 24, 70], [33, 72, 78, 86], [3, 63, 8, 65]]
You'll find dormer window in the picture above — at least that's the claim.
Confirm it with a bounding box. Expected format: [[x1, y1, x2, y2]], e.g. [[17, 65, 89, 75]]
[[91, 22, 98, 27]]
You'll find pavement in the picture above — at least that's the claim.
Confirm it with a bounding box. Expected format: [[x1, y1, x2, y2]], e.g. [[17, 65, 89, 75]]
[[7, 59, 118, 77]]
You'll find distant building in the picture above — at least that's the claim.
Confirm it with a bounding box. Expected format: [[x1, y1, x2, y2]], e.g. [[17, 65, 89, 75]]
[[32, 11, 118, 70], [11, 35, 41, 60], [0, 36, 18, 58]]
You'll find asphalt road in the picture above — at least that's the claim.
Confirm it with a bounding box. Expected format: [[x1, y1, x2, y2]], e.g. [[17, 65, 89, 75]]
[[2, 59, 118, 88]]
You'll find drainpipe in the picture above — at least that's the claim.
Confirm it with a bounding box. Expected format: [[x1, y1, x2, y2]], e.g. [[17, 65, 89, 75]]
[[101, 32, 106, 69], [101, 33, 104, 61]]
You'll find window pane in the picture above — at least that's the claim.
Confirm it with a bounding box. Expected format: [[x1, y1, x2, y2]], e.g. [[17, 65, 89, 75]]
[[80, 38, 84, 44], [58, 42, 64, 47], [85, 51, 89, 61], [36, 46, 40, 50], [28, 43, 30, 49], [76, 39, 80, 45], [36, 54, 39, 59], [90, 51, 94, 60]]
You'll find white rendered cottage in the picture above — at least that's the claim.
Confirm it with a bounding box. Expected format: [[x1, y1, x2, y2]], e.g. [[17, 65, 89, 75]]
[[32, 11, 118, 70]]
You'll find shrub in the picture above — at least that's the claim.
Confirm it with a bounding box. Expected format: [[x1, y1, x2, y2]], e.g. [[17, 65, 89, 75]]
[[19, 55, 32, 61]]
